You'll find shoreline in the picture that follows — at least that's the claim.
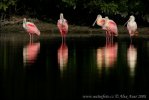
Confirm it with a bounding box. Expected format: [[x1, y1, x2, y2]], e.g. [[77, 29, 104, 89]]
[[1, 20, 149, 41]]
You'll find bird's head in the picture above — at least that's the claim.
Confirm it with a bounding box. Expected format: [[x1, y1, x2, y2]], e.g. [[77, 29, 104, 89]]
[[104, 16, 109, 23], [104, 16, 109, 20], [23, 18, 27, 24], [97, 14, 102, 19], [92, 14, 102, 26], [102, 16, 109, 30], [129, 15, 135, 21], [60, 13, 64, 19], [60, 13, 65, 25], [124, 15, 135, 26]]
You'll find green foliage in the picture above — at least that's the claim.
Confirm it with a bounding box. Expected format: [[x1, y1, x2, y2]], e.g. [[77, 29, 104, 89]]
[[100, 2, 118, 15], [62, 0, 76, 7], [0, 0, 149, 24], [0, 0, 16, 11]]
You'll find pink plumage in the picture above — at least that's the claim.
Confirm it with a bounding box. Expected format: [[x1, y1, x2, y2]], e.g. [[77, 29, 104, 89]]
[[26, 23, 40, 35], [57, 13, 68, 39], [57, 20, 68, 37], [102, 17, 118, 36]]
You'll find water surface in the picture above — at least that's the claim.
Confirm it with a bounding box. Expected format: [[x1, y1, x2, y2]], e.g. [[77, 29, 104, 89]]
[[0, 32, 149, 99]]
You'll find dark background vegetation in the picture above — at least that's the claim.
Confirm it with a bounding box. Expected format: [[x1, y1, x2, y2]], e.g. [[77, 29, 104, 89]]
[[0, 0, 149, 26]]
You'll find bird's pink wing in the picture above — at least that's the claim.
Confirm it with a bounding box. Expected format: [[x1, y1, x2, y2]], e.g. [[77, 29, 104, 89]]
[[27, 23, 36, 27], [57, 20, 61, 29], [26, 23, 40, 35], [108, 21, 118, 35], [109, 21, 116, 26]]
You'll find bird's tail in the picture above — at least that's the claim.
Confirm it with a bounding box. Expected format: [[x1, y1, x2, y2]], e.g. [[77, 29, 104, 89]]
[[36, 29, 40, 36]]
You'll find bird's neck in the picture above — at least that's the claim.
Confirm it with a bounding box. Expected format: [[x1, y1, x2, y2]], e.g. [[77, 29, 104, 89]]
[[130, 20, 135, 23], [60, 18, 65, 25], [97, 17, 102, 21], [23, 20, 27, 29]]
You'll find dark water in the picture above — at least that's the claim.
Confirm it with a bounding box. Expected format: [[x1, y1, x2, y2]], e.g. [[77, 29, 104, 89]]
[[0, 34, 149, 99]]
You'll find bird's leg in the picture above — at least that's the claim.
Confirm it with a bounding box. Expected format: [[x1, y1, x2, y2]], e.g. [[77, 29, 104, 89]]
[[64, 35, 66, 43], [107, 32, 109, 46], [130, 36, 132, 44], [108, 31, 110, 46], [130, 31, 133, 44], [106, 31, 108, 47], [129, 35, 132, 44], [31, 34, 33, 44], [32, 34, 34, 43], [62, 36, 64, 44], [108, 31, 110, 45], [29, 33, 31, 44], [111, 33, 113, 46], [31, 34, 32, 44], [110, 33, 112, 46], [109, 32, 111, 45]]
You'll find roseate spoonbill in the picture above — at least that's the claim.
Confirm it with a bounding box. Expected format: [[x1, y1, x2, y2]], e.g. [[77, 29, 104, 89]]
[[92, 14, 105, 27], [57, 13, 68, 42], [23, 42, 40, 66], [102, 17, 118, 37], [23, 18, 40, 43], [58, 41, 68, 72], [125, 15, 138, 42], [102, 17, 118, 44], [93, 15, 118, 44]]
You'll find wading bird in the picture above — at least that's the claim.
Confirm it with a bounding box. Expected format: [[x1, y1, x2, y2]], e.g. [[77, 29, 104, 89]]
[[23, 18, 40, 43], [57, 13, 68, 42], [102, 17, 118, 44], [93, 15, 118, 44], [125, 15, 138, 42]]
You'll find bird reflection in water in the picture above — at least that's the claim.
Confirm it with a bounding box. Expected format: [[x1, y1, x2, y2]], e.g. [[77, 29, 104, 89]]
[[97, 42, 118, 70], [57, 41, 68, 74], [127, 44, 137, 77], [23, 42, 40, 66]]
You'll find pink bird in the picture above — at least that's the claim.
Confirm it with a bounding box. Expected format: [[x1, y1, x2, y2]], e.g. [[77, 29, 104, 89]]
[[23, 18, 40, 43], [124, 15, 138, 43], [102, 17, 118, 44], [57, 13, 68, 42], [93, 15, 118, 44]]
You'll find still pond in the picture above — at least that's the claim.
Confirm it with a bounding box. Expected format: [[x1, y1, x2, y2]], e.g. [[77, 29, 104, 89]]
[[0, 32, 149, 99]]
